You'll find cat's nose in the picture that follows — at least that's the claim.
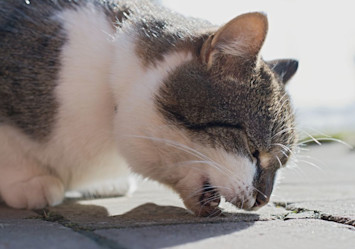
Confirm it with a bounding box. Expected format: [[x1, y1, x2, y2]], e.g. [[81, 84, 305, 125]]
[[253, 191, 270, 208], [252, 169, 276, 209]]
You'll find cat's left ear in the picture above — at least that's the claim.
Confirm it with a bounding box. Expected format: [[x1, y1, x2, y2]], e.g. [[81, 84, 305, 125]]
[[200, 12, 268, 69], [268, 59, 299, 84]]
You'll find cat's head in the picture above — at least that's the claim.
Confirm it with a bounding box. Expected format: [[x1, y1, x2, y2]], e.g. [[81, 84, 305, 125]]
[[115, 12, 298, 216]]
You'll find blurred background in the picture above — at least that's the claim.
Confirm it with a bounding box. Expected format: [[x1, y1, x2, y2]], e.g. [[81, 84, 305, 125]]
[[160, 0, 355, 144]]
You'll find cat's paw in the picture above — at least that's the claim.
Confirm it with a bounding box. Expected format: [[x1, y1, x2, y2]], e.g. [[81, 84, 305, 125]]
[[80, 176, 137, 198], [2, 175, 64, 209]]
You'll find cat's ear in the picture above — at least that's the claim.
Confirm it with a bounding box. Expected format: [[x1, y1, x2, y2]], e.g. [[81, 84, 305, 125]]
[[201, 12, 268, 68], [268, 59, 299, 84]]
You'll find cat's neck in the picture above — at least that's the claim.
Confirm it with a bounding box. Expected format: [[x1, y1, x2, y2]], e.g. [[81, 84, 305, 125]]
[[109, 31, 193, 105]]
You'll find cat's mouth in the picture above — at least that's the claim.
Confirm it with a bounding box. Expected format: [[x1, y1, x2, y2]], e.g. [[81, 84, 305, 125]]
[[196, 181, 221, 217], [193, 180, 257, 216]]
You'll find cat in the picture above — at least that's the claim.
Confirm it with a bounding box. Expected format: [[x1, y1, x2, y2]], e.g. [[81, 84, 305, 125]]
[[0, 0, 298, 217]]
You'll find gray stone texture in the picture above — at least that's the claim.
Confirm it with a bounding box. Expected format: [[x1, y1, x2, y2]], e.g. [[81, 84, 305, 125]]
[[0, 143, 354, 249], [0, 219, 102, 249], [95, 219, 355, 249]]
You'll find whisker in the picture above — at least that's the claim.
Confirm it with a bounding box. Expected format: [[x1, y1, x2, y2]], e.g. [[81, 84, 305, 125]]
[[172, 160, 226, 170], [126, 134, 266, 203], [298, 137, 353, 149], [240, 195, 245, 209], [201, 195, 221, 204], [127, 135, 233, 176], [198, 195, 220, 209], [272, 127, 296, 140], [299, 130, 322, 145], [185, 185, 233, 202], [127, 134, 258, 188], [275, 155, 283, 168], [272, 143, 295, 159], [185, 188, 215, 201], [253, 188, 268, 199], [208, 208, 222, 217], [280, 150, 289, 158], [273, 143, 293, 153], [303, 128, 331, 138], [294, 159, 323, 171]]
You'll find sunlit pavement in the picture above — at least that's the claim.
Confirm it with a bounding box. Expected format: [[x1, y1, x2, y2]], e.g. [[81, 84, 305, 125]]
[[1, 143, 354, 249]]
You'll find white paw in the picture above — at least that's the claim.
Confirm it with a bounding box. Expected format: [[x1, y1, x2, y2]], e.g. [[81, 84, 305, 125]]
[[80, 176, 137, 198], [2, 175, 64, 209]]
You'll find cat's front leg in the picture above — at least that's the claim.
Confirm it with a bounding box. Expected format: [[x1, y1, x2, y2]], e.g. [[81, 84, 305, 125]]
[[79, 175, 137, 198], [1, 175, 65, 209], [0, 128, 64, 209]]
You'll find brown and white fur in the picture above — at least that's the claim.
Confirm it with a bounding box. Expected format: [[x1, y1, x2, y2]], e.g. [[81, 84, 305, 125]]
[[0, 0, 298, 216]]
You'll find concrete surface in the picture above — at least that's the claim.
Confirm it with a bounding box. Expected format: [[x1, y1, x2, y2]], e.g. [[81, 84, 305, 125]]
[[96, 219, 355, 249], [0, 143, 354, 249], [0, 219, 102, 249]]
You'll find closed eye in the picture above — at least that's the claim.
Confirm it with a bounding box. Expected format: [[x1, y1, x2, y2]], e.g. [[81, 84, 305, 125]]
[[186, 122, 244, 131], [165, 109, 244, 132]]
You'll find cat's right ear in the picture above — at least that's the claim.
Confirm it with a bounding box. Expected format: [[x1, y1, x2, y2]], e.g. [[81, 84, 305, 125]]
[[200, 12, 268, 69], [268, 59, 299, 84]]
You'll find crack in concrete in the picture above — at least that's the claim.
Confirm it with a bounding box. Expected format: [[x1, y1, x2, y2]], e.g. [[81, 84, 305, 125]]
[[273, 202, 355, 228], [321, 214, 355, 227], [32, 209, 128, 249]]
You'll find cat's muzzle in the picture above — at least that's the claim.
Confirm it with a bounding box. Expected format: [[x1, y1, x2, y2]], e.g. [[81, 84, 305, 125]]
[[196, 181, 221, 217]]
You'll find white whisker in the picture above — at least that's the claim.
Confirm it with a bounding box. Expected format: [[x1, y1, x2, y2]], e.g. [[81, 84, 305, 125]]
[[126, 134, 258, 189], [295, 159, 323, 171], [299, 137, 353, 149], [272, 127, 296, 140], [127, 134, 233, 176], [275, 155, 282, 168]]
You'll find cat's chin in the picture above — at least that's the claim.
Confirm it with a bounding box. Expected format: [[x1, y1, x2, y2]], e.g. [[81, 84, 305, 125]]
[[182, 189, 259, 217], [176, 179, 258, 217], [225, 192, 258, 212], [183, 181, 222, 217]]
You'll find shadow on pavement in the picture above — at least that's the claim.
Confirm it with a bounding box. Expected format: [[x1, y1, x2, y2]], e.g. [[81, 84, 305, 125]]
[[44, 200, 260, 248], [45, 200, 260, 227], [1, 199, 260, 248], [96, 203, 260, 248]]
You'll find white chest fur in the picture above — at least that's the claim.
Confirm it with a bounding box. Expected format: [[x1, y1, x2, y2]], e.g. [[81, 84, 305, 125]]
[[0, 3, 193, 201], [0, 4, 131, 201], [47, 4, 126, 190]]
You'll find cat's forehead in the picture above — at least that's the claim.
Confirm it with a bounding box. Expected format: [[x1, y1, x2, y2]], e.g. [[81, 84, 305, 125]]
[[156, 58, 291, 153], [158, 58, 284, 120]]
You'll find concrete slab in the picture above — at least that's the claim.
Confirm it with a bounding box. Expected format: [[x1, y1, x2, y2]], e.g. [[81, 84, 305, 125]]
[[272, 144, 355, 202], [287, 199, 355, 221], [0, 219, 102, 249], [95, 219, 355, 249], [272, 183, 355, 202], [288, 144, 354, 184]]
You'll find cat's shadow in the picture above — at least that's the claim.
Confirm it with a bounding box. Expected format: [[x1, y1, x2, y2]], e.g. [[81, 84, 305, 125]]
[[44, 200, 260, 248], [0, 201, 259, 248]]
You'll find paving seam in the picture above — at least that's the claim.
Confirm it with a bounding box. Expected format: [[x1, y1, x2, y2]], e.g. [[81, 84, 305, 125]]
[[32, 209, 128, 249], [273, 202, 355, 228]]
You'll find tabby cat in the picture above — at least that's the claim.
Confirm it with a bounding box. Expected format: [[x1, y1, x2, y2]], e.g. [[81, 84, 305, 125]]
[[0, 0, 298, 216]]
